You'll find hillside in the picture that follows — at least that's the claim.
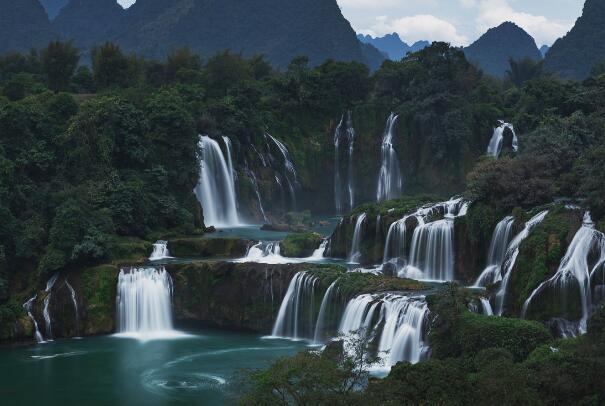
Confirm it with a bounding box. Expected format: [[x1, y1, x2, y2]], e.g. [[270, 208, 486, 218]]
[[53, 0, 126, 49], [42, 0, 383, 68], [544, 0, 605, 80], [464, 22, 542, 77], [0, 0, 56, 54], [358, 33, 429, 60]]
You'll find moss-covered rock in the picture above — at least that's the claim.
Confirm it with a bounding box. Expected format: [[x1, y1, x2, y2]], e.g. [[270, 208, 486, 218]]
[[168, 237, 250, 258], [280, 232, 323, 257], [507, 207, 582, 317], [79, 264, 118, 335], [167, 262, 340, 333]]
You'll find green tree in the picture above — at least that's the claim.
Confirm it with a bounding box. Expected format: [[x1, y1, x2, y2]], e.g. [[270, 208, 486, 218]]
[[91, 42, 136, 89], [40, 41, 80, 92], [506, 57, 544, 87]]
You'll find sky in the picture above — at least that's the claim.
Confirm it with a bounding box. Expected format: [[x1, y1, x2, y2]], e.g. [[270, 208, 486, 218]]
[[116, 0, 585, 47], [337, 0, 585, 46]]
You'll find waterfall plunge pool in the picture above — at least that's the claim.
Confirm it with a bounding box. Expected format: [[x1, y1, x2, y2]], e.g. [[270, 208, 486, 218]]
[[0, 329, 307, 405]]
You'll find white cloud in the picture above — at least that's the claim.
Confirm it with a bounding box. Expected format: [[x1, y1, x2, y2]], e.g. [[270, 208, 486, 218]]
[[363, 14, 468, 45]]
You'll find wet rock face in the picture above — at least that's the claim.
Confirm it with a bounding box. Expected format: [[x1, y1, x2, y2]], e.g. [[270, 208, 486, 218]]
[[168, 262, 306, 333]]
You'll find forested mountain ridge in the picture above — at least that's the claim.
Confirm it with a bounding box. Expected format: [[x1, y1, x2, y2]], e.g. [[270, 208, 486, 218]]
[[544, 0, 605, 80], [464, 22, 542, 77]]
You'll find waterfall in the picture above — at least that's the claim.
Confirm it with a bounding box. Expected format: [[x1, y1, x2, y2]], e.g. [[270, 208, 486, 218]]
[[480, 297, 494, 316], [237, 240, 328, 264], [23, 295, 44, 343], [382, 197, 468, 281], [194, 135, 240, 228], [313, 279, 340, 344], [308, 240, 328, 260], [271, 272, 319, 340], [116, 267, 179, 339], [348, 213, 367, 264], [65, 280, 80, 336], [493, 210, 549, 316], [334, 111, 356, 214], [42, 273, 59, 340], [473, 216, 515, 287], [339, 294, 429, 367], [149, 240, 172, 261], [245, 169, 268, 223], [521, 212, 605, 336], [377, 113, 402, 202], [402, 218, 455, 282], [266, 133, 299, 209], [487, 121, 519, 158]]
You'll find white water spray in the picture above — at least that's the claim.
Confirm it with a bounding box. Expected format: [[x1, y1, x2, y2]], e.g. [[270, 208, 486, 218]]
[[271, 272, 318, 340], [149, 240, 172, 261], [487, 121, 519, 158], [377, 113, 403, 202], [194, 135, 240, 228], [116, 267, 183, 340], [349, 213, 367, 264], [473, 216, 515, 287]]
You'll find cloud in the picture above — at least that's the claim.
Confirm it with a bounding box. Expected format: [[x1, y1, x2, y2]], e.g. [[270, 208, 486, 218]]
[[362, 14, 468, 45]]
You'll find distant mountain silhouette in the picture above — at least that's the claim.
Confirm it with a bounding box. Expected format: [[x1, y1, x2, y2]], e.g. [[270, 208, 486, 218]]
[[544, 0, 605, 80], [540, 45, 550, 58], [463, 22, 542, 77], [46, 0, 384, 69], [357, 33, 429, 60], [0, 0, 56, 54]]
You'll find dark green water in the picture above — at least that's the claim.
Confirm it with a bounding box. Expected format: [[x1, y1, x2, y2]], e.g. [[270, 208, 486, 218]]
[[0, 330, 307, 405]]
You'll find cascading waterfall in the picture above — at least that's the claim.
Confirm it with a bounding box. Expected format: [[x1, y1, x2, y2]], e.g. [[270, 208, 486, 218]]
[[245, 168, 268, 223], [313, 279, 340, 344], [339, 294, 429, 366], [334, 111, 356, 214], [480, 297, 494, 316], [266, 133, 299, 209], [271, 272, 318, 340], [493, 210, 549, 316], [149, 240, 172, 261], [194, 135, 240, 228], [473, 216, 515, 287], [65, 280, 80, 336], [521, 212, 605, 336], [402, 218, 454, 282], [116, 267, 179, 339], [42, 273, 59, 340], [23, 295, 44, 343], [389, 197, 468, 282], [237, 240, 328, 264], [349, 213, 367, 264], [487, 121, 519, 158], [377, 113, 402, 202]]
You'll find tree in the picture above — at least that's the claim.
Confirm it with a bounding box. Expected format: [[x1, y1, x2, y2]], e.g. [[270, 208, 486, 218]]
[[91, 42, 136, 89], [40, 41, 80, 92], [506, 58, 543, 87]]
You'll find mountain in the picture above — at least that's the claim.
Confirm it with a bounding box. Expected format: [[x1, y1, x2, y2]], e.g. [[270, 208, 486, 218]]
[[0, 0, 56, 54], [540, 45, 550, 58], [112, 0, 383, 68], [44, 0, 383, 68], [39, 0, 69, 20], [463, 22, 542, 77], [544, 0, 605, 80], [53, 0, 125, 49], [357, 33, 429, 60]]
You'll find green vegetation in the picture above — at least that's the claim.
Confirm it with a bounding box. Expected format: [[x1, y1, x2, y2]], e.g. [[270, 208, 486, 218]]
[[240, 287, 605, 405], [280, 232, 323, 257]]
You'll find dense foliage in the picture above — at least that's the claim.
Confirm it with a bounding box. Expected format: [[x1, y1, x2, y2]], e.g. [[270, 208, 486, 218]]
[[240, 286, 605, 405]]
